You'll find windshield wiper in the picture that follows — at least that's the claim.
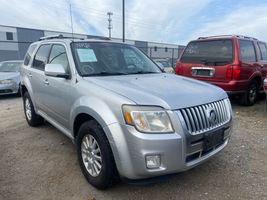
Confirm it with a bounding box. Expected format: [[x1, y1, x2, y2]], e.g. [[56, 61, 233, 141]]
[[84, 71, 128, 76], [129, 71, 160, 75]]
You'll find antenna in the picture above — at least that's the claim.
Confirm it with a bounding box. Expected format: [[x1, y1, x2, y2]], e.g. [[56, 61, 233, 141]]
[[107, 12, 113, 38], [69, 3, 74, 40]]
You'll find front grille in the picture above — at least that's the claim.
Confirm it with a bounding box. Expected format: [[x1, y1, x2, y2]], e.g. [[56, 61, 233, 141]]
[[178, 99, 231, 135]]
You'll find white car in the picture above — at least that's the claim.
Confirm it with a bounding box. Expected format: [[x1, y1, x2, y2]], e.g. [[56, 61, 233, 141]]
[[0, 60, 23, 95]]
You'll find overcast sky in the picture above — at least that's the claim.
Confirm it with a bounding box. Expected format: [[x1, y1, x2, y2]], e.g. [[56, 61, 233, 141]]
[[0, 0, 267, 45]]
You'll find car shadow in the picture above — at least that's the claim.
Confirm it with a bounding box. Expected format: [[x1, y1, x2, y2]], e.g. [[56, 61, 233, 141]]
[[0, 94, 21, 100]]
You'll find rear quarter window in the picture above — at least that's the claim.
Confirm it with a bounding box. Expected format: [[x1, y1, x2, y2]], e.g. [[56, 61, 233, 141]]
[[24, 44, 37, 66], [239, 40, 256, 62], [258, 42, 267, 60]]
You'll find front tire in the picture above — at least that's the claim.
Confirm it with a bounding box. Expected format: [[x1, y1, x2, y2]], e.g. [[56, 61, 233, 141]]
[[76, 120, 116, 189], [23, 92, 44, 126], [239, 81, 258, 106]]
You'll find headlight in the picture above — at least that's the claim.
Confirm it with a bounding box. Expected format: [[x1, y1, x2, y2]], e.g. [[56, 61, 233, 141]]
[[0, 79, 13, 84], [122, 105, 174, 133]]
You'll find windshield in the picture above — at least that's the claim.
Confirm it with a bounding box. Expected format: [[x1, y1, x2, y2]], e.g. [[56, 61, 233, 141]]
[[0, 62, 22, 72], [72, 42, 162, 76], [181, 39, 233, 66]]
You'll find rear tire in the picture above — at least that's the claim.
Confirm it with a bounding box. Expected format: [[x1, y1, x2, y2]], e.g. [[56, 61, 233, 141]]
[[23, 92, 44, 126], [76, 120, 117, 189], [239, 81, 258, 106]]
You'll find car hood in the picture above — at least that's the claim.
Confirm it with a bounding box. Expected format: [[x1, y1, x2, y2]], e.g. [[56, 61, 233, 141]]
[[0, 72, 20, 81], [84, 73, 227, 110]]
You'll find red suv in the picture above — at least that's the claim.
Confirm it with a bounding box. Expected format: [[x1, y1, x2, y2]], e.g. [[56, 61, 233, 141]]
[[176, 35, 267, 106]]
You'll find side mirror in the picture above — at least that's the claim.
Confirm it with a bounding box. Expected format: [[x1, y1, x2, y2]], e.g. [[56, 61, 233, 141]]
[[45, 64, 69, 79]]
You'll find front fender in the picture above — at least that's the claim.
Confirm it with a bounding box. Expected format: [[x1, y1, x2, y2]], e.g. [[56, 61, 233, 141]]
[[69, 95, 132, 175], [70, 95, 126, 135]]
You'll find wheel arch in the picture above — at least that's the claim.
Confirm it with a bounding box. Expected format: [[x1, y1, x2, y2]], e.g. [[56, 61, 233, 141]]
[[249, 72, 262, 88]]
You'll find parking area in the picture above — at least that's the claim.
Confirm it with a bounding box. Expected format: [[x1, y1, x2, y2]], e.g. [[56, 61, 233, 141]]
[[0, 96, 266, 200]]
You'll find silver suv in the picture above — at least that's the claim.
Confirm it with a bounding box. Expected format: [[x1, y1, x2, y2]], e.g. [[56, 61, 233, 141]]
[[20, 35, 233, 189]]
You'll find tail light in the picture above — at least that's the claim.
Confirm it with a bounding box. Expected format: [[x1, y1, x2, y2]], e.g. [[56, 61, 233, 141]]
[[226, 65, 241, 79], [264, 86, 267, 91], [175, 61, 183, 75]]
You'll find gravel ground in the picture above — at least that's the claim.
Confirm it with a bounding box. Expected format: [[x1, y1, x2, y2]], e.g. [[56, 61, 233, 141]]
[[0, 96, 266, 200]]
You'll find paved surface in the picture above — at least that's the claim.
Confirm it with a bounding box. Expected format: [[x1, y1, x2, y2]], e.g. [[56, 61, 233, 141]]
[[0, 96, 266, 200]]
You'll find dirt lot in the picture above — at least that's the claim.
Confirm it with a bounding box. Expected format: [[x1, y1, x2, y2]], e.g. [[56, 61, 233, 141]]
[[0, 96, 266, 200]]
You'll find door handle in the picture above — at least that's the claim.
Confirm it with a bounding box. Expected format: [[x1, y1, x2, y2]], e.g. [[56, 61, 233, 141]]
[[43, 79, 49, 86], [28, 73, 32, 78]]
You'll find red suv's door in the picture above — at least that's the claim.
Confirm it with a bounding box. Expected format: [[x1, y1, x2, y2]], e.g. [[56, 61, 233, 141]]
[[238, 39, 258, 82], [256, 41, 267, 85]]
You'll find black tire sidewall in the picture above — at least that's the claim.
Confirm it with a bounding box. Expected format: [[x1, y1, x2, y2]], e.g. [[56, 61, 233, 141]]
[[240, 81, 258, 106], [246, 81, 258, 106], [76, 121, 114, 189], [23, 92, 43, 126]]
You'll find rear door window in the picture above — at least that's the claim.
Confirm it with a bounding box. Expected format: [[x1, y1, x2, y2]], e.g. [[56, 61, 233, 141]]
[[32, 44, 51, 71], [180, 39, 233, 66], [258, 42, 267, 60], [239, 40, 256, 62]]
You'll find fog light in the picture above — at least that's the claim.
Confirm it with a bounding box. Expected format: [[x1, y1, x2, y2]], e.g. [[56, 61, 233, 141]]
[[145, 155, 161, 169]]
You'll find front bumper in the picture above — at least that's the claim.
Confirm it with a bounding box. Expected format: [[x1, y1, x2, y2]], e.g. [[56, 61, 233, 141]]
[[104, 112, 232, 180], [0, 82, 19, 95]]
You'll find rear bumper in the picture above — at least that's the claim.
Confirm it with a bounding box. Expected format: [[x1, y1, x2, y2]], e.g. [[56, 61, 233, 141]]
[[204, 80, 249, 94]]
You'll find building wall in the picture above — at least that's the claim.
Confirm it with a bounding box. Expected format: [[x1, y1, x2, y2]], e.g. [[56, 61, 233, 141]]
[[0, 26, 19, 61], [17, 28, 44, 60], [0, 25, 184, 63]]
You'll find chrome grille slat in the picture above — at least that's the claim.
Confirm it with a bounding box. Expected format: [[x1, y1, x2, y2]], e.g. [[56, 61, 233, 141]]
[[194, 107, 203, 130], [186, 108, 196, 132], [198, 106, 207, 130], [181, 109, 192, 132], [216, 101, 223, 124], [179, 99, 231, 135], [219, 102, 224, 123], [220, 101, 227, 122], [190, 107, 200, 132]]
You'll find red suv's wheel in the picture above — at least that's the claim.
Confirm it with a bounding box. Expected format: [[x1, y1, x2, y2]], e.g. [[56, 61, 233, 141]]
[[239, 81, 258, 106]]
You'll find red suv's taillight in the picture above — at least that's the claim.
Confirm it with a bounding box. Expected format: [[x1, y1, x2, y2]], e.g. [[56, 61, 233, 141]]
[[226, 65, 241, 79], [175, 62, 183, 75]]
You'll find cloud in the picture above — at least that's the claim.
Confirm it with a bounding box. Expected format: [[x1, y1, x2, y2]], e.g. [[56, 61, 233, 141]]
[[185, 4, 267, 43], [0, 0, 266, 45]]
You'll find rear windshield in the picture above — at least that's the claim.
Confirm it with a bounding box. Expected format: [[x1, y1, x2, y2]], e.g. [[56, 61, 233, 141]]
[[181, 39, 233, 66]]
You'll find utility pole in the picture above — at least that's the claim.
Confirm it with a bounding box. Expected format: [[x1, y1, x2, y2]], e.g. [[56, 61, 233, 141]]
[[107, 12, 113, 38], [122, 0, 125, 42]]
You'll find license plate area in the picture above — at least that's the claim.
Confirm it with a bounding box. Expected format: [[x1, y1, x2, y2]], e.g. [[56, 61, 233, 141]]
[[192, 67, 215, 77], [203, 129, 224, 152]]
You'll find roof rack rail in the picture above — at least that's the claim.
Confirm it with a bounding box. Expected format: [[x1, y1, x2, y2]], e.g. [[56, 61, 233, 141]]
[[39, 34, 85, 41], [198, 35, 258, 40]]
